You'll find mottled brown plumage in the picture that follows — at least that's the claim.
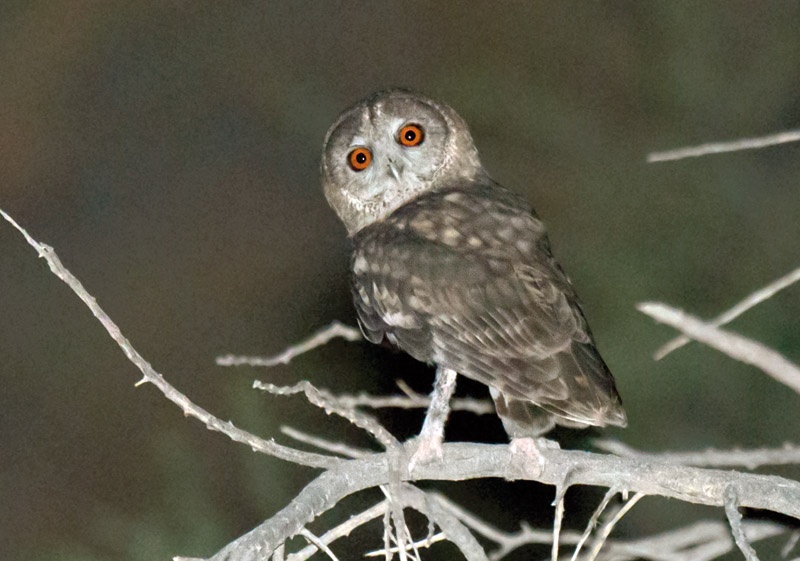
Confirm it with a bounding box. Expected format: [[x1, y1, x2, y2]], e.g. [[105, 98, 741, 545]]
[[322, 89, 625, 440]]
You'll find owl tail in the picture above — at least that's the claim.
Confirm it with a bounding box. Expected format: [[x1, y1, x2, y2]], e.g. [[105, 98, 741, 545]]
[[490, 387, 559, 438]]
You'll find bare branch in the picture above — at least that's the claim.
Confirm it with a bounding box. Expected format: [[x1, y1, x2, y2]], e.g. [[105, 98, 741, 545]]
[[393, 493, 788, 561], [298, 528, 339, 561], [332, 380, 494, 415], [638, 302, 800, 395], [284, 510, 401, 561], [254, 380, 398, 448], [551, 484, 568, 561], [647, 128, 800, 162], [570, 488, 619, 561], [594, 440, 800, 469], [199, 441, 800, 561], [0, 209, 340, 471], [781, 530, 799, 558], [586, 492, 644, 561], [655, 267, 800, 360], [6, 209, 799, 561], [413, 487, 490, 561], [723, 487, 760, 561], [432, 493, 582, 561], [280, 426, 371, 459], [365, 533, 447, 557], [217, 321, 362, 367], [617, 519, 784, 561]]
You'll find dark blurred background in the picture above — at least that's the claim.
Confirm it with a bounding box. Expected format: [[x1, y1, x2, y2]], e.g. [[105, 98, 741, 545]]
[[2, 2, 800, 560]]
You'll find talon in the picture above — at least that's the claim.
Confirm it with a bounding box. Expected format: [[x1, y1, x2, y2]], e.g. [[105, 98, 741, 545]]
[[409, 434, 444, 472], [507, 437, 551, 479]]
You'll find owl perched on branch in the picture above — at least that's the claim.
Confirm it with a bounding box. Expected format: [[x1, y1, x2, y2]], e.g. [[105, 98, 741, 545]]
[[321, 89, 625, 463]]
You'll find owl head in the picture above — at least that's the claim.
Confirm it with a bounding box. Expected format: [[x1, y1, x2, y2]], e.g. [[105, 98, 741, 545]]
[[321, 89, 483, 236]]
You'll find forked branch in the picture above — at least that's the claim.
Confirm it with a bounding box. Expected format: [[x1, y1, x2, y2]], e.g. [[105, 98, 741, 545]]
[[3, 208, 799, 561]]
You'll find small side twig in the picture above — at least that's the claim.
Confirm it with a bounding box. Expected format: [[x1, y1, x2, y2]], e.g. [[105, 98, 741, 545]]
[[298, 528, 339, 561], [655, 267, 800, 360], [781, 530, 799, 558], [217, 321, 362, 367], [618, 519, 784, 561], [570, 488, 619, 561], [639, 302, 800, 395], [286, 501, 388, 561], [255, 380, 398, 449], [723, 487, 760, 561], [551, 483, 568, 561], [586, 492, 644, 561], [433, 493, 582, 561], [647, 128, 800, 162], [280, 426, 371, 459], [365, 533, 446, 558], [330, 380, 494, 416]]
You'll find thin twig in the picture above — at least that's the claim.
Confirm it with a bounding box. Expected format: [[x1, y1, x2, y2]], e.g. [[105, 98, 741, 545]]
[[723, 487, 760, 561], [586, 492, 644, 561], [389, 494, 412, 561], [280, 425, 371, 459], [433, 493, 582, 561], [287, 501, 388, 561], [647, 128, 800, 162], [375, 484, 491, 561], [655, 267, 800, 360], [781, 530, 799, 558], [416, 488, 490, 561], [217, 321, 362, 367], [616, 519, 784, 561], [382, 507, 392, 561], [594, 439, 800, 469], [298, 528, 339, 561], [0, 209, 340, 471], [551, 484, 568, 561], [570, 488, 619, 561], [331, 381, 494, 415], [639, 302, 800, 395], [254, 379, 399, 448], [365, 533, 447, 557]]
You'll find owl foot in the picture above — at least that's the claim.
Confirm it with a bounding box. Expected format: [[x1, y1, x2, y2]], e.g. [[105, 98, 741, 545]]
[[507, 437, 559, 479], [408, 433, 444, 472], [408, 366, 456, 472]]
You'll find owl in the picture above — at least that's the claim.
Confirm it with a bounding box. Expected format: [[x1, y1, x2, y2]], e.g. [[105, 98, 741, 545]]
[[321, 89, 625, 458]]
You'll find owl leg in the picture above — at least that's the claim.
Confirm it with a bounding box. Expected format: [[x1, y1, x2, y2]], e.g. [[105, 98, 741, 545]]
[[409, 366, 457, 471], [490, 388, 559, 478], [490, 388, 556, 438]]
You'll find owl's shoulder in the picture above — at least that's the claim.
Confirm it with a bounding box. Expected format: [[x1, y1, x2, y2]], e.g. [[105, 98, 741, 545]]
[[355, 179, 547, 253], [354, 178, 550, 269]]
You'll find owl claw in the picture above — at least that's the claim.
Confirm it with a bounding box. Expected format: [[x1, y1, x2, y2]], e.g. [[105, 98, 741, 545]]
[[408, 433, 445, 472], [507, 437, 558, 479]]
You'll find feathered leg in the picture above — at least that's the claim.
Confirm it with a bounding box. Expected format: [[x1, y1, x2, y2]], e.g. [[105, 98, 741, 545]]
[[409, 366, 457, 470]]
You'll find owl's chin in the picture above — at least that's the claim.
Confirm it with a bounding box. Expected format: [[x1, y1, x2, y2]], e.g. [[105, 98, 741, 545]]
[[341, 183, 429, 233]]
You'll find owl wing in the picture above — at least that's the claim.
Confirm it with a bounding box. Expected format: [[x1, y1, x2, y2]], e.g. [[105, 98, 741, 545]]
[[351, 182, 625, 429]]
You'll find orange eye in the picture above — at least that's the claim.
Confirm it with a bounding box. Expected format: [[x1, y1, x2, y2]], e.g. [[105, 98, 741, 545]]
[[398, 124, 425, 147], [347, 147, 372, 171]]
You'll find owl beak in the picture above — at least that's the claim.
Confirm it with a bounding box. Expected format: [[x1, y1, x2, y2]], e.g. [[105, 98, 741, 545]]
[[387, 159, 403, 182]]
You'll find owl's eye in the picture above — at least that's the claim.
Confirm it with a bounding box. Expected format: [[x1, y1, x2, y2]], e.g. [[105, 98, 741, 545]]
[[347, 147, 372, 171], [398, 124, 425, 147]]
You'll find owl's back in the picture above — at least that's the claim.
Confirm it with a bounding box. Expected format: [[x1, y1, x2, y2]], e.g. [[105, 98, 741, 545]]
[[350, 178, 626, 430]]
